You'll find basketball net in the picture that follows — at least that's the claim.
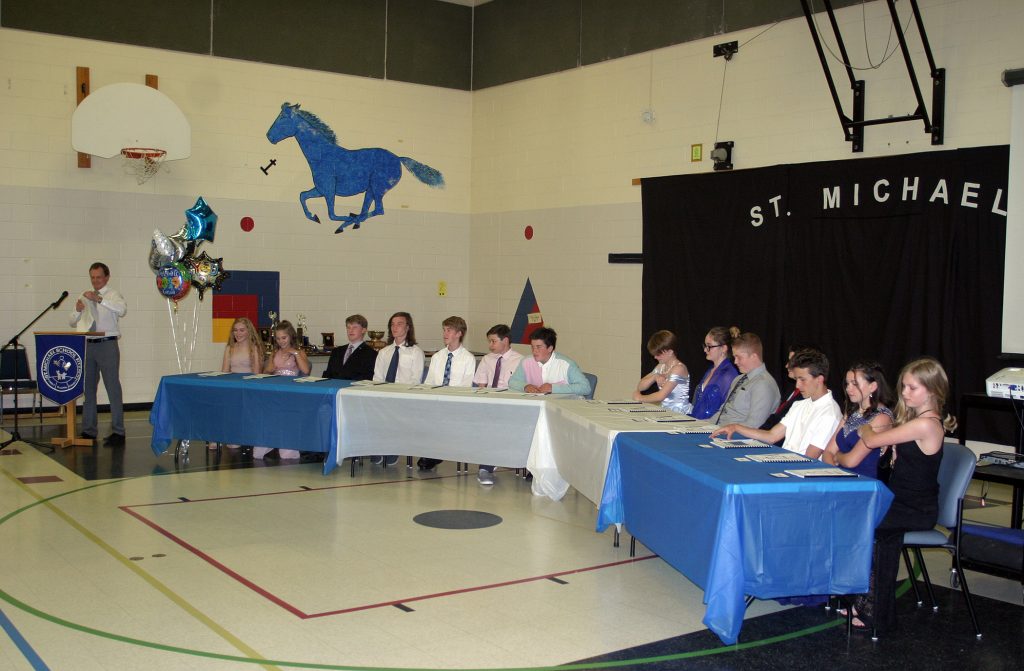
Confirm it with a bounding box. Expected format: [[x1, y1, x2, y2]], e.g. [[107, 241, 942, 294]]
[[121, 147, 166, 184]]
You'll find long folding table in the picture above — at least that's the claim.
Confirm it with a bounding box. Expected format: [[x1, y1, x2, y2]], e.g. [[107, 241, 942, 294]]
[[597, 431, 894, 645]]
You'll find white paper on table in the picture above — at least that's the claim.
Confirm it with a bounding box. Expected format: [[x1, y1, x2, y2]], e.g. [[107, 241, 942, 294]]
[[242, 374, 276, 379], [197, 371, 229, 377], [294, 376, 327, 383]]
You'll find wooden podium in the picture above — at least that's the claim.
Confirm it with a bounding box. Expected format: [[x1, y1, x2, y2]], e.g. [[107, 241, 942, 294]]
[[34, 331, 103, 448]]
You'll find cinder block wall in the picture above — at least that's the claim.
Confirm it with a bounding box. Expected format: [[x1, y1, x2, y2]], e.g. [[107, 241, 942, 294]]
[[2, 0, 1022, 406]]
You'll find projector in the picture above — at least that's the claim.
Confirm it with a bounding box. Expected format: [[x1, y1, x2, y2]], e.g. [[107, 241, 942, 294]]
[[986, 368, 1024, 399]]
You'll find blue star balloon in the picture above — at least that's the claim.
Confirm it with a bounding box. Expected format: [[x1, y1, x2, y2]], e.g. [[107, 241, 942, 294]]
[[183, 196, 218, 243]]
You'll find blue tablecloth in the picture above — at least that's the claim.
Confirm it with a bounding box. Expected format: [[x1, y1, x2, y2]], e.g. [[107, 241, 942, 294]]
[[149, 374, 352, 474], [597, 432, 893, 645]]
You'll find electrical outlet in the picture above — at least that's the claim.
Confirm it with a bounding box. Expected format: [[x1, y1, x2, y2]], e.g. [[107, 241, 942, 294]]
[[438, 281, 447, 297]]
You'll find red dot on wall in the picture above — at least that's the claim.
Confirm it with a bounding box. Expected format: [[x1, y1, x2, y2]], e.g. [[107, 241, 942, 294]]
[[240, 216, 255, 232], [524, 225, 534, 240]]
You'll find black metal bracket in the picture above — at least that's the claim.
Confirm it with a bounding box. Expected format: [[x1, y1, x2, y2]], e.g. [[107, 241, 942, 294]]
[[799, 0, 945, 152], [713, 41, 738, 60], [608, 253, 643, 264]]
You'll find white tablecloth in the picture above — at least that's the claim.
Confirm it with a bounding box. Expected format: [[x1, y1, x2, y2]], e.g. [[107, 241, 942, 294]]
[[530, 399, 715, 502], [334, 384, 547, 467], [333, 386, 714, 503]]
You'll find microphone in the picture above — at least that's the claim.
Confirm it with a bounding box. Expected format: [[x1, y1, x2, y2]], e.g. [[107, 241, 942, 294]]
[[51, 290, 69, 309]]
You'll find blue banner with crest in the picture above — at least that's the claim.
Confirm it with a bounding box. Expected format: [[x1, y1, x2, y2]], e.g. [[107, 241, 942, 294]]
[[35, 334, 87, 406]]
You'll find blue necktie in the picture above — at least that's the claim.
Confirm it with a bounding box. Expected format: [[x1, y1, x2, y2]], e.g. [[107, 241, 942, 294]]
[[442, 352, 453, 386], [386, 347, 400, 383]]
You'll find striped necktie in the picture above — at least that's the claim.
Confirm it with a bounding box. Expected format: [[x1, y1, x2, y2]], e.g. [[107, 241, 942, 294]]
[[442, 352, 453, 386]]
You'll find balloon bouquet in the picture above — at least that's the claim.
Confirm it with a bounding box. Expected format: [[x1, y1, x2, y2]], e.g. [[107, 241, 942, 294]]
[[149, 197, 230, 373]]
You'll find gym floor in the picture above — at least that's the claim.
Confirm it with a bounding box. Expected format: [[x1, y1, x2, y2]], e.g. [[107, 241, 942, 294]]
[[1, 411, 1021, 670]]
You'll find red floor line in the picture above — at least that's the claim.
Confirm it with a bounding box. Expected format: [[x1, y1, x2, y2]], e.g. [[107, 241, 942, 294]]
[[119, 503, 657, 621], [303, 554, 659, 618], [118, 505, 311, 619], [123, 473, 458, 508]]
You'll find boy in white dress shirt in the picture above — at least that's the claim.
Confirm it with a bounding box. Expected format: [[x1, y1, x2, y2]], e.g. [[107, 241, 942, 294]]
[[419, 316, 475, 470], [711, 349, 842, 460]]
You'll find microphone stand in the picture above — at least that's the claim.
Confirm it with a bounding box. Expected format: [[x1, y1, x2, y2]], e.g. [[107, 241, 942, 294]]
[[2, 296, 66, 450]]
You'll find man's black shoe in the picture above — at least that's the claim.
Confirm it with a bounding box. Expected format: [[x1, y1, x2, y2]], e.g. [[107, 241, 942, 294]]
[[80, 432, 96, 441], [103, 433, 126, 447]]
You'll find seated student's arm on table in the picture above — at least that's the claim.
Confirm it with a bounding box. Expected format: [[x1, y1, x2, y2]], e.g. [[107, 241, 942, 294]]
[[507, 363, 527, 392], [711, 421, 786, 444], [822, 423, 844, 465], [804, 411, 842, 460], [221, 347, 231, 373], [263, 356, 276, 374], [324, 348, 344, 379], [552, 359, 592, 396], [295, 350, 311, 375]]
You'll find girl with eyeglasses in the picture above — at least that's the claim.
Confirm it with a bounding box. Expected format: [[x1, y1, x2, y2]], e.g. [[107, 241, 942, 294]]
[[690, 326, 740, 419]]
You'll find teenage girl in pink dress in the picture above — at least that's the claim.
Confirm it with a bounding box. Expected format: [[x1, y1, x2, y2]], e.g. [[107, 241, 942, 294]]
[[253, 320, 310, 460]]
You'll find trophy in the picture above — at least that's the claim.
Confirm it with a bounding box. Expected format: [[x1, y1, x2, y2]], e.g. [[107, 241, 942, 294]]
[[322, 332, 335, 349], [366, 330, 386, 351], [296, 313, 308, 348]]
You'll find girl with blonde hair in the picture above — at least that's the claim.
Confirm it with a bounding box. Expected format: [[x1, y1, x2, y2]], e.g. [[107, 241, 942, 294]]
[[847, 357, 956, 632]]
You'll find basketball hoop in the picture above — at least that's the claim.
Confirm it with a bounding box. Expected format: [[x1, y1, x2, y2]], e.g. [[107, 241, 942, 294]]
[[121, 147, 166, 184]]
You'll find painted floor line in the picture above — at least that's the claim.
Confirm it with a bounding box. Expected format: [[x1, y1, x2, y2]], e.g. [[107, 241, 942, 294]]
[[1, 465, 280, 670], [0, 606, 51, 671], [122, 502, 657, 618]]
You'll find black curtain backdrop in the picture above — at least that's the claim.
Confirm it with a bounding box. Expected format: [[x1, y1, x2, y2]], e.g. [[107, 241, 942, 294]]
[[641, 146, 1008, 419]]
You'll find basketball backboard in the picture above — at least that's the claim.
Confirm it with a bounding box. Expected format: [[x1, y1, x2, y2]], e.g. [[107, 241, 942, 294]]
[[71, 83, 191, 160]]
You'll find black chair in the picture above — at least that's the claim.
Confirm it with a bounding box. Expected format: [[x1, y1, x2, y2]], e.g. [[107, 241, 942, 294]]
[[896, 441, 982, 639], [1, 345, 42, 423]]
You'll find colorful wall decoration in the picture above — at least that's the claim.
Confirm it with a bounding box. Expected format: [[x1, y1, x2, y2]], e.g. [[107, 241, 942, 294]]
[[510, 278, 544, 344], [211, 271, 280, 342]]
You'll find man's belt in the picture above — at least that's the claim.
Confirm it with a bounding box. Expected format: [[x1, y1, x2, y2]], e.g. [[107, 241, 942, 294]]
[[87, 336, 118, 343]]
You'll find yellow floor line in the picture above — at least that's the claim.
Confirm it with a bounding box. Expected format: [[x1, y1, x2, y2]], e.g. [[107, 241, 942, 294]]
[[1, 459, 281, 671]]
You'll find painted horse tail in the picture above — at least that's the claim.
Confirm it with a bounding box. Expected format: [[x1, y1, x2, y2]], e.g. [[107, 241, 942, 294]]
[[400, 157, 445, 189]]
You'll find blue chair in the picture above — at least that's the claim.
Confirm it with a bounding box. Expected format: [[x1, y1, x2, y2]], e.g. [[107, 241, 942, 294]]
[[583, 372, 598, 400], [896, 442, 981, 639], [956, 523, 1024, 590]]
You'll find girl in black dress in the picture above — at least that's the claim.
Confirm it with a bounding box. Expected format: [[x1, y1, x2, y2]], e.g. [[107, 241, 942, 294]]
[[851, 357, 957, 632]]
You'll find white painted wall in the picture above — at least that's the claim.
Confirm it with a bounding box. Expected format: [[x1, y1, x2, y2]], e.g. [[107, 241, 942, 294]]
[[0, 28, 471, 407], [468, 0, 1024, 396], [2, 0, 1022, 409]]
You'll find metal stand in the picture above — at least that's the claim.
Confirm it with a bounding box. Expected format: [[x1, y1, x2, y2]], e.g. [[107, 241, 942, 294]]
[[3, 295, 67, 451]]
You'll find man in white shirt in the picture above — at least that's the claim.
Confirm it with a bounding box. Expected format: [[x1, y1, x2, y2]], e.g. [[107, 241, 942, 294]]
[[419, 316, 475, 470], [69, 262, 127, 446], [472, 324, 524, 485], [711, 349, 842, 459]]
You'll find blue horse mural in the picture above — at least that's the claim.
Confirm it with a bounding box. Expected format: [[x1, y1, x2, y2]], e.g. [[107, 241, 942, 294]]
[[266, 103, 445, 232]]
